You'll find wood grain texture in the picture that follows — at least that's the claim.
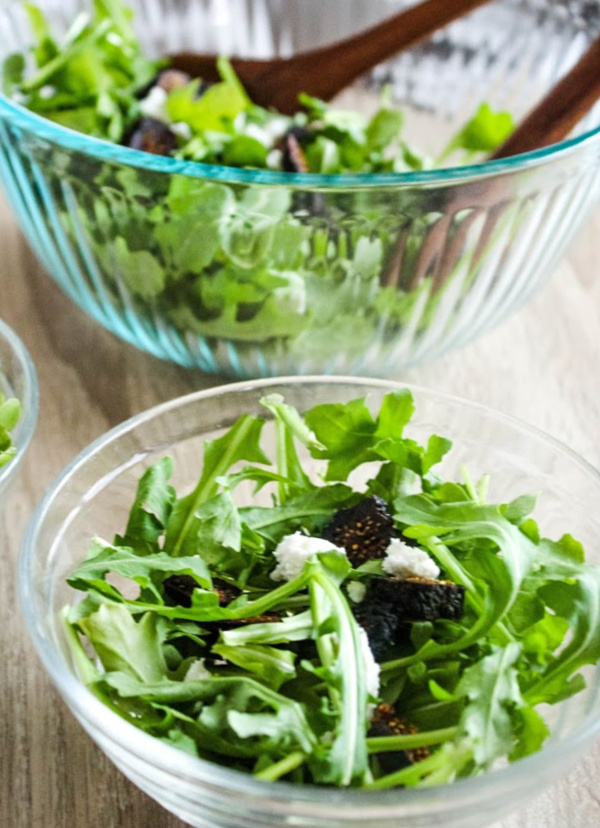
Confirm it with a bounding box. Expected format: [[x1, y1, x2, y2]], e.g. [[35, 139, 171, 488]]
[[0, 191, 599, 828]]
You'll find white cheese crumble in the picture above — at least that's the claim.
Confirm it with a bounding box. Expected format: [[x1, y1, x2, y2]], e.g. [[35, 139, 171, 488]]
[[270, 532, 346, 582], [359, 628, 380, 699], [262, 116, 292, 143], [382, 538, 440, 580], [185, 658, 212, 681], [139, 86, 169, 122], [244, 122, 272, 147], [171, 121, 192, 140], [272, 271, 307, 315], [346, 581, 367, 604], [266, 148, 283, 169]]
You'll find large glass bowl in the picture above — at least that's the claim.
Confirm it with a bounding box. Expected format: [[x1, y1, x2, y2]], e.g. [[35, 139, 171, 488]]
[[1, 1, 600, 378], [19, 376, 600, 828], [0, 318, 38, 508]]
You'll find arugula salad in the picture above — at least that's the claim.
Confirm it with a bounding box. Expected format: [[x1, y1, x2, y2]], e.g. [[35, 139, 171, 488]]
[[4, 0, 513, 173], [0, 391, 22, 469], [64, 390, 600, 788], [0, 0, 514, 368]]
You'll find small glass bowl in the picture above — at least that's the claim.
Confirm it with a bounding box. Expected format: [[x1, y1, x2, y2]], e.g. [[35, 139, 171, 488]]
[[1, 1, 600, 377], [19, 376, 600, 828], [0, 317, 38, 508]]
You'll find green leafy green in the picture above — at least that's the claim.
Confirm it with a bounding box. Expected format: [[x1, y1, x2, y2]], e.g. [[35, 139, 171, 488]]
[[3, 0, 519, 367], [14, 0, 161, 141], [0, 392, 22, 469], [438, 103, 515, 164], [63, 390, 600, 788]]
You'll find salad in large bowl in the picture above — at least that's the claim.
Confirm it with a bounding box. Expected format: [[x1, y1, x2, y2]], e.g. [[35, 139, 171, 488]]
[[1, 0, 599, 377]]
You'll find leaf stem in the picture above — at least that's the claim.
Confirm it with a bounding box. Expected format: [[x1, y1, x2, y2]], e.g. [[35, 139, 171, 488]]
[[367, 726, 458, 753], [309, 564, 368, 786], [367, 741, 472, 789], [423, 536, 515, 646], [254, 751, 306, 782]]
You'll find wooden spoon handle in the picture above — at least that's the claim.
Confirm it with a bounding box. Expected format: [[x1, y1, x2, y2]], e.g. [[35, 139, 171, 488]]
[[305, 0, 494, 92], [491, 31, 600, 159], [262, 0, 495, 110]]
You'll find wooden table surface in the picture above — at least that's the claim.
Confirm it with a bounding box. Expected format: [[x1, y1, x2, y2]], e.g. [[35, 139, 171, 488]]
[[1, 186, 599, 828]]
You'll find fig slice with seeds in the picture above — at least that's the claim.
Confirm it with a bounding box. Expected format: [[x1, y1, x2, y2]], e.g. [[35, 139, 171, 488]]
[[321, 495, 395, 567], [369, 703, 431, 775], [127, 116, 178, 156]]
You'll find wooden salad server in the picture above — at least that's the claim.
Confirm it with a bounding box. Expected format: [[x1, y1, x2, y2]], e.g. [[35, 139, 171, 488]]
[[170, 0, 495, 114]]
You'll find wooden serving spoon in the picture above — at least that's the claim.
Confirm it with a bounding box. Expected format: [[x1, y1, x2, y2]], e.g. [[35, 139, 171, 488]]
[[492, 29, 600, 160], [170, 0, 495, 114], [390, 29, 600, 292]]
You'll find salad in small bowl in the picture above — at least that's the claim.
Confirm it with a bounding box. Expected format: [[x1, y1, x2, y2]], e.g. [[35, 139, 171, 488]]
[[19, 376, 600, 828], [0, 317, 38, 508]]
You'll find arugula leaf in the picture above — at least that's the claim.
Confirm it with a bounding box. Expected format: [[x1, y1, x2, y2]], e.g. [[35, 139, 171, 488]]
[[388, 496, 537, 660], [220, 610, 314, 646], [76, 604, 169, 682], [366, 106, 404, 151], [305, 396, 377, 481], [240, 484, 355, 544], [0, 395, 21, 433], [454, 643, 524, 767], [304, 558, 369, 785], [164, 413, 269, 557], [212, 641, 297, 690], [67, 540, 212, 599], [523, 544, 600, 704], [438, 103, 515, 163], [105, 672, 316, 757], [259, 393, 321, 503], [0, 392, 22, 469], [116, 456, 176, 553], [14, 0, 160, 141], [305, 391, 451, 483]]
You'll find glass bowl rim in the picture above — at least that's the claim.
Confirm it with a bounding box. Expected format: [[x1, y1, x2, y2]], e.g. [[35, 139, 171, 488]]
[[1, 92, 599, 188], [18, 374, 600, 814], [0, 316, 39, 490]]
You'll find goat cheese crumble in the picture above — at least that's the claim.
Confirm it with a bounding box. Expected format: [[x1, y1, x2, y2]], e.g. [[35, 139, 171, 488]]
[[270, 532, 346, 582], [346, 581, 367, 604], [139, 85, 169, 121], [185, 658, 212, 681], [359, 628, 381, 699], [382, 538, 440, 580]]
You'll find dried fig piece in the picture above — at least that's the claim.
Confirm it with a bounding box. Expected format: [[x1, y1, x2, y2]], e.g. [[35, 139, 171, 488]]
[[352, 598, 399, 660], [156, 68, 192, 93], [322, 496, 395, 567], [369, 702, 431, 774], [127, 116, 177, 156], [372, 575, 466, 622]]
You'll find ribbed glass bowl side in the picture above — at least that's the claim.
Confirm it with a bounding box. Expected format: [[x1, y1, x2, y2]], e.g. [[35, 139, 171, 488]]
[[1, 0, 600, 378], [0, 318, 38, 507], [19, 377, 600, 828]]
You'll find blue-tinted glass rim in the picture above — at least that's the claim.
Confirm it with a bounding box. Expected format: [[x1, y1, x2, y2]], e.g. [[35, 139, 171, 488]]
[[1, 92, 599, 187]]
